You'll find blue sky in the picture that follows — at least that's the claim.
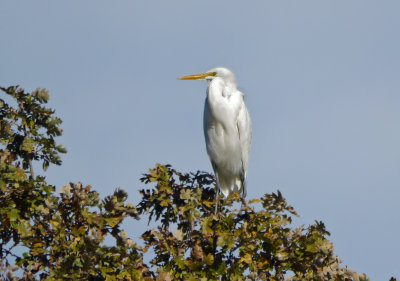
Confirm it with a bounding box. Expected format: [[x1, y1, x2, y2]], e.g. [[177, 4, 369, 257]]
[[1, 1, 399, 279]]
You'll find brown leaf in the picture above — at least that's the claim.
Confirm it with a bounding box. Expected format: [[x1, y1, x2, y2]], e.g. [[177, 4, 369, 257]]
[[192, 243, 205, 261], [173, 229, 183, 241], [156, 272, 172, 281]]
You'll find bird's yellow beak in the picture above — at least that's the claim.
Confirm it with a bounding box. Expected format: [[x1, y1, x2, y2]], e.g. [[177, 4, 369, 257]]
[[178, 72, 217, 80]]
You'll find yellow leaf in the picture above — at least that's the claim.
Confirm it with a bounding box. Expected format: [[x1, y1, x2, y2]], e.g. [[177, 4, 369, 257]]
[[240, 253, 252, 264]]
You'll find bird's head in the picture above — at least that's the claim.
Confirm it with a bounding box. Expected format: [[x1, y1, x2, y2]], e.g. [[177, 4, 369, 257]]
[[178, 66, 237, 86]]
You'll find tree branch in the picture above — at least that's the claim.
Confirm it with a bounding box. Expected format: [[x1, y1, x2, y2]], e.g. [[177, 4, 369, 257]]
[[29, 158, 34, 179]]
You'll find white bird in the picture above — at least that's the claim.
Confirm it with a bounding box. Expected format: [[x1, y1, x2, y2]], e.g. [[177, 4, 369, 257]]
[[179, 67, 252, 203]]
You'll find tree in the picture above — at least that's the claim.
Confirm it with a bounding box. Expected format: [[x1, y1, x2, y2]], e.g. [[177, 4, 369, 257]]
[[0, 86, 146, 280], [0, 86, 393, 280]]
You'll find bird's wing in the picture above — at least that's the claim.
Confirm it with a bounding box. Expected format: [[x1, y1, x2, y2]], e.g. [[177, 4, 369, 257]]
[[236, 93, 252, 177]]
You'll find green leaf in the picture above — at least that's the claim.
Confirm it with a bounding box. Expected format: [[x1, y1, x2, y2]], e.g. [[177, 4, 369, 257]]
[[21, 138, 36, 153], [8, 208, 20, 222], [106, 217, 121, 228]]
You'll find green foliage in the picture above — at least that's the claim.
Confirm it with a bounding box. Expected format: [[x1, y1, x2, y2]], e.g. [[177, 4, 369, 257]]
[[0, 86, 66, 173], [137, 165, 361, 281], [1, 86, 396, 280], [0, 87, 148, 280]]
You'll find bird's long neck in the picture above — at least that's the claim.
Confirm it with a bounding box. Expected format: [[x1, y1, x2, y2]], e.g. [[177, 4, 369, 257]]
[[208, 78, 237, 99]]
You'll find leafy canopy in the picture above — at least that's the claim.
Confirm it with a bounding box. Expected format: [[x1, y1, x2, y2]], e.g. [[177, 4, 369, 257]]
[[1, 86, 393, 281]]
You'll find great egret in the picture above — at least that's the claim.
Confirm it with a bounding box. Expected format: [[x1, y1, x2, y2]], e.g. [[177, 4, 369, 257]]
[[179, 67, 252, 207]]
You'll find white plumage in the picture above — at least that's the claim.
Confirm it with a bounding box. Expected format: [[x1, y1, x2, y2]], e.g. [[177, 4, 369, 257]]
[[179, 67, 252, 199]]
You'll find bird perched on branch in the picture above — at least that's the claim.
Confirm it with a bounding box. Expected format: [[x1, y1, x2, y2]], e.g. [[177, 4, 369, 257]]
[[179, 67, 252, 209]]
